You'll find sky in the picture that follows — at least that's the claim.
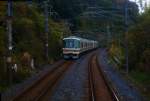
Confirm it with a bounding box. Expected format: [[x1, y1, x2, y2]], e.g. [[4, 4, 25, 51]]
[[130, 0, 150, 12], [130, 0, 150, 7], [130, 0, 150, 5]]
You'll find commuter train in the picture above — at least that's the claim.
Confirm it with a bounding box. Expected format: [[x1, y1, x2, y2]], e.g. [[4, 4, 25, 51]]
[[63, 36, 98, 59]]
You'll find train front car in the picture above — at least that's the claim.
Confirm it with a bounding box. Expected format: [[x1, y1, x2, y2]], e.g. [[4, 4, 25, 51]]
[[63, 36, 81, 59]]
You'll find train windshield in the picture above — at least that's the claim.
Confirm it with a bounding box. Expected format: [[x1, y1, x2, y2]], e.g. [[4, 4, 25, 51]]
[[63, 39, 79, 48]]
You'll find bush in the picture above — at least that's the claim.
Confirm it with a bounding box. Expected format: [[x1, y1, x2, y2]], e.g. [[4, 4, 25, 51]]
[[138, 49, 150, 72], [108, 40, 125, 68]]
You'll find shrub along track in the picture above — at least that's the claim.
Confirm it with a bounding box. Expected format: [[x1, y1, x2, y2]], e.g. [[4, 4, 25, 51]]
[[12, 61, 74, 101], [86, 53, 119, 101]]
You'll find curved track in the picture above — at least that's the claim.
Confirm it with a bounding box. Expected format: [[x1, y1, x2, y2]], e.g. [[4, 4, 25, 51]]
[[12, 61, 73, 101], [87, 53, 119, 101], [11, 51, 120, 101]]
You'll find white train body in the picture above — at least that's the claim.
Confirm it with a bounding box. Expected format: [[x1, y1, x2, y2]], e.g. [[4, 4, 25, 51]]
[[63, 36, 98, 59]]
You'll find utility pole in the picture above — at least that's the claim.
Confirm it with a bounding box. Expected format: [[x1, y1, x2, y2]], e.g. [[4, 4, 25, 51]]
[[124, 0, 129, 74], [44, 1, 49, 62], [6, 0, 13, 85], [107, 25, 111, 47]]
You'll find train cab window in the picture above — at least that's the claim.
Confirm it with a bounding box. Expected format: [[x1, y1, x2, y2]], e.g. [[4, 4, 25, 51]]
[[63, 39, 74, 48], [63, 39, 80, 48]]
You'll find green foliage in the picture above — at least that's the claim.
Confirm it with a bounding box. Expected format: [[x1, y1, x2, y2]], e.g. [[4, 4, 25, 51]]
[[48, 0, 83, 18], [0, 2, 6, 56], [0, 27, 5, 55], [0, 2, 71, 89], [108, 40, 125, 68], [129, 70, 150, 100], [128, 8, 150, 72], [15, 67, 32, 83], [48, 20, 71, 60], [13, 5, 45, 64], [0, 2, 7, 89], [130, 70, 150, 84], [0, 1, 6, 21], [11, 2, 71, 65]]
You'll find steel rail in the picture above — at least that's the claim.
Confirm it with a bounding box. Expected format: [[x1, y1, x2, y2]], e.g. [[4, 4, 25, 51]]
[[12, 61, 73, 101], [88, 54, 96, 101], [35, 61, 74, 101], [88, 52, 120, 101], [95, 55, 120, 101]]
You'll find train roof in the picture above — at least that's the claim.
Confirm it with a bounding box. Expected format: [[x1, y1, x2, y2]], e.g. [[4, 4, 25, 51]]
[[63, 36, 97, 42], [63, 36, 81, 40]]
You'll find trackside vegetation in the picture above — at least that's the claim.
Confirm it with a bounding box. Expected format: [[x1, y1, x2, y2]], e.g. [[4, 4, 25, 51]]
[[0, 2, 71, 91], [108, 8, 150, 100], [0, 0, 149, 100], [127, 8, 150, 99]]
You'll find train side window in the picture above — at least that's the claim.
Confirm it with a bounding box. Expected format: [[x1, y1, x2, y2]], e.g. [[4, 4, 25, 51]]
[[75, 40, 80, 48], [82, 42, 84, 48]]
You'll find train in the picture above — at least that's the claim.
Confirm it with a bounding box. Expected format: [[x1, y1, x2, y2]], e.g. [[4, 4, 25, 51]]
[[63, 36, 98, 59]]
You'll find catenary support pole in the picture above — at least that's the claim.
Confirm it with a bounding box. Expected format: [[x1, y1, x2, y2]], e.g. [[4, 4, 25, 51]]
[[107, 25, 111, 47], [7, 0, 13, 85], [44, 1, 49, 62], [124, 0, 129, 74]]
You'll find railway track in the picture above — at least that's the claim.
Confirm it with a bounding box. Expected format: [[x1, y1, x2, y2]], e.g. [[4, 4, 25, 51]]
[[87, 53, 119, 101], [12, 61, 74, 101]]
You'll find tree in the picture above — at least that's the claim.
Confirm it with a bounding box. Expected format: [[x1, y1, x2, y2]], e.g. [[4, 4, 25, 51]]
[[128, 8, 150, 72]]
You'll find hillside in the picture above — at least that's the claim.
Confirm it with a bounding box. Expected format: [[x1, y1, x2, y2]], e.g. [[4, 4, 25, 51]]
[[0, 1, 149, 99]]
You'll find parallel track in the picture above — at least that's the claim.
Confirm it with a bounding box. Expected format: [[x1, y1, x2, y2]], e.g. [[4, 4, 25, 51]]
[[88, 53, 120, 101], [12, 51, 119, 101], [12, 61, 73, 101]]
